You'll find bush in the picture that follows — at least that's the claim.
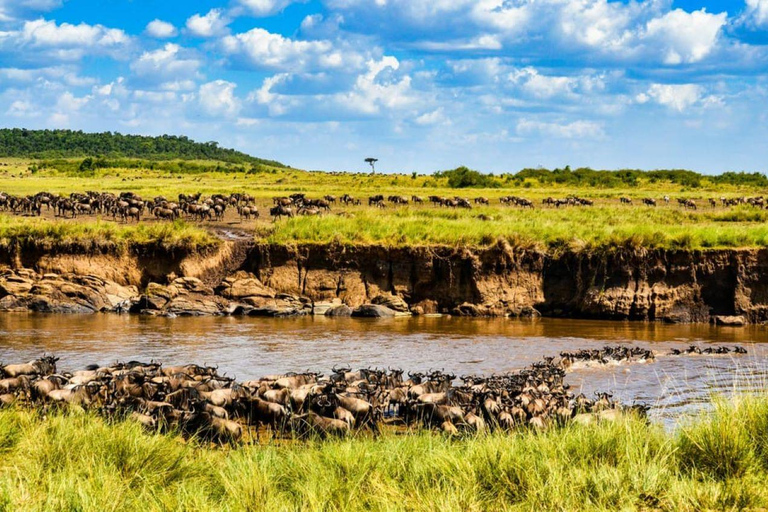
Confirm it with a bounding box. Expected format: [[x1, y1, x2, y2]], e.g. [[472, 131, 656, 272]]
[[437, 166, 500, 188]]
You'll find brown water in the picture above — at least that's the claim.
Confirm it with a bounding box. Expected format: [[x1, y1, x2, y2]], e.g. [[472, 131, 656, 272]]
[[0, 314, 766, 424]]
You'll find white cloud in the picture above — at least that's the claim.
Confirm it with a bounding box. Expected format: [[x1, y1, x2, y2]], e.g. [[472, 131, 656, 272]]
[[221, 28, 362, 72], [236, 0, 303, 17], [6, 99, 36, 117], [145, 19, 177, 39], [338, 56, 418, 115], [414, 34, 502, 52], [517, 119, 604, 139], [324, 0, 730, 67], [642, 83, 702, 112], [415, 107, 446, 126], [643, 9, 726, 65], [130, 43, 201, 83], [56, 90, 89, 111], [199, 80, 240, 117], [0, 66, 95, 86], [0, 19, 129, 61], [0, 0, 62, 21], [743, 0, 768, 27], [186, 9, 230, 38]]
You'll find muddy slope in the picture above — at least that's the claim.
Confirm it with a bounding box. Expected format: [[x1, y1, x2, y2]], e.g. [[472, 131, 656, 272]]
[[1, 241, 767, 323]]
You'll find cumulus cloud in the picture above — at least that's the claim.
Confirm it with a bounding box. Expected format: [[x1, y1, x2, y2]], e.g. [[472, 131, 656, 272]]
[[508, 67, 605, 99], [742, 0, 768, 27], [0, 0, 62, 22], [324, 0, 729, 67], [199, 80, 240, 117], [516, 118, 605, 139], [130, 43, 201, 85], [186, 9, 230, 38], [643, 9, 726, 65], [414, 34, 502, 52], [0, 65, 95, 86], [236, 0, 304, 17], [145, 19, 177, 39], [221, 28, 363, 72], [0, 19, 129, 61], [338, 56, 418, 115], [414, 107, 447, 126], [638, 83, 702, 112]]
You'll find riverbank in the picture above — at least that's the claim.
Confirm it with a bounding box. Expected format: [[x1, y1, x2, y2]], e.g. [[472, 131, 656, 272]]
[[0, 239, 766, 323], [0, 396, 766, 511]]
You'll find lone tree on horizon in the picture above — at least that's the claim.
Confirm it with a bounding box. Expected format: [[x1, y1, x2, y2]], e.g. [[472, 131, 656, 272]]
[[365, 157, 378, 174]]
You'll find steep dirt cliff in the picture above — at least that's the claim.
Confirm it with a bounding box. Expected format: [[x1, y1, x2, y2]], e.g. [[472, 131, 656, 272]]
[[0, 241, 767, 323]]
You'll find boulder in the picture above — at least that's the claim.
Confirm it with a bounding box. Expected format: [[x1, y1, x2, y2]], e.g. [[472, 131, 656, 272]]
[[27, 295, 96, 314], [169, 277, 213, 296], [371, 293, 410, 313], [146, 282, 178, 301], [0, 275, 33, 297], [248, 306, 308, 317], [325, 305, 353, 317], [312, 302, 335, 316], [713, 315, 746, 326], [452, 303, 488, 317], [351, 304, 397, 318], [164, 297, 223, 316], [216, 272, 276, 300]]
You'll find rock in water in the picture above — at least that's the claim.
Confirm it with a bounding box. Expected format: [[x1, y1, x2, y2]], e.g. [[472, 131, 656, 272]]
[[351, 304, 397, 318]]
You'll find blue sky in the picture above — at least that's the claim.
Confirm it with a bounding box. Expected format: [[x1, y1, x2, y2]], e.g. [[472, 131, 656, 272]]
[[0, 0, 767, 174]]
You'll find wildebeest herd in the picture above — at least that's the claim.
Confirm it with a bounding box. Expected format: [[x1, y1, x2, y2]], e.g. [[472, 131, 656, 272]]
[[0, 188, 764, 225], [0, 345, 747, 444], [0, 190, 260, 223]]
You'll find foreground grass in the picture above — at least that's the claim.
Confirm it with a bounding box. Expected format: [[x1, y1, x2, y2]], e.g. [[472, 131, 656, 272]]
[[2, 396, 768, 510]]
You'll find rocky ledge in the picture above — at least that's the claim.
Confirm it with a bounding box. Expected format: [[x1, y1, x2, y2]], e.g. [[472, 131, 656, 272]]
[[2, 243, 768, 324], [0, 269, 410, 318]]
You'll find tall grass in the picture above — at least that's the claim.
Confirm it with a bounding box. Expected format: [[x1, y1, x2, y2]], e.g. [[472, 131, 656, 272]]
[[265, 206, 768, 250], [0, 217, 219, 254], [3, 397, 768, 510]]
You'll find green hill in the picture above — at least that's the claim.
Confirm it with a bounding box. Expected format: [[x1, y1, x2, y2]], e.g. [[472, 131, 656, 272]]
[[0, 129, 286, 167]]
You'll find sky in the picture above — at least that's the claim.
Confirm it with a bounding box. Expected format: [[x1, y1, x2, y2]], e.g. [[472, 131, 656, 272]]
[[0, 0, 767, 174]]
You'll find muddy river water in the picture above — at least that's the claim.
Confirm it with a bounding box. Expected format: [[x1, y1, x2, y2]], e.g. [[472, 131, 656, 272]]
[[0, 314, 766, 424]]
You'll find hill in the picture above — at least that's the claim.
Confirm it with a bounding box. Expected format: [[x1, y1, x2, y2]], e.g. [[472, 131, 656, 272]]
[[0, 129, 286, 167]]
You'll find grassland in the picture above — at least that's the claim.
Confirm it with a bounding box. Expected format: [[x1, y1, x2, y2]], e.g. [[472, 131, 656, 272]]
[[0, 216, 219, 254], [2, 158, 768, 251], [2, 396, 768, 511]]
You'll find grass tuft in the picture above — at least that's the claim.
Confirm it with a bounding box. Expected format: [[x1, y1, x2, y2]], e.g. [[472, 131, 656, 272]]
[[2, 397, 768, 510]]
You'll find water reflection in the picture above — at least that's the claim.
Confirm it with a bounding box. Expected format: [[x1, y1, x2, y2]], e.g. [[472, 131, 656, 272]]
[[0, 314, 765, 424]]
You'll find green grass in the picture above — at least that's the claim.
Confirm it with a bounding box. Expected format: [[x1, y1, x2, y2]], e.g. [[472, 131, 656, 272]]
[[3, 396, 768, 510], [0, 217, 219, 254], [3, 161, 768, 250], [264, 205, 768, 250]]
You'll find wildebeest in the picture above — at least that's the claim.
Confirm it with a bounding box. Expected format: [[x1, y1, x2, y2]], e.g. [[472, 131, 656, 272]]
[[270, 205, 293, 221]]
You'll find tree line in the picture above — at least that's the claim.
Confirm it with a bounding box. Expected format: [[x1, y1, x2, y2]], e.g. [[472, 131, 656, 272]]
[[0, 129, 285, 168], [438, 165, 768, 188]]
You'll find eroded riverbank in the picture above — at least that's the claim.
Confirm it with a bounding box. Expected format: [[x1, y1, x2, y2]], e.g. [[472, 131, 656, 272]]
[[1, 241, 768, 324]]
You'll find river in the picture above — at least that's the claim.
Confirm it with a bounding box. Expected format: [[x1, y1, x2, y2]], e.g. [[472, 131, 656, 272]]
[[0, 314, 765, 424]]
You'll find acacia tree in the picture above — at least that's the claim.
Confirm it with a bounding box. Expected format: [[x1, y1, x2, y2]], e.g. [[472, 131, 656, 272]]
[[365, 157, 378, 174]]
